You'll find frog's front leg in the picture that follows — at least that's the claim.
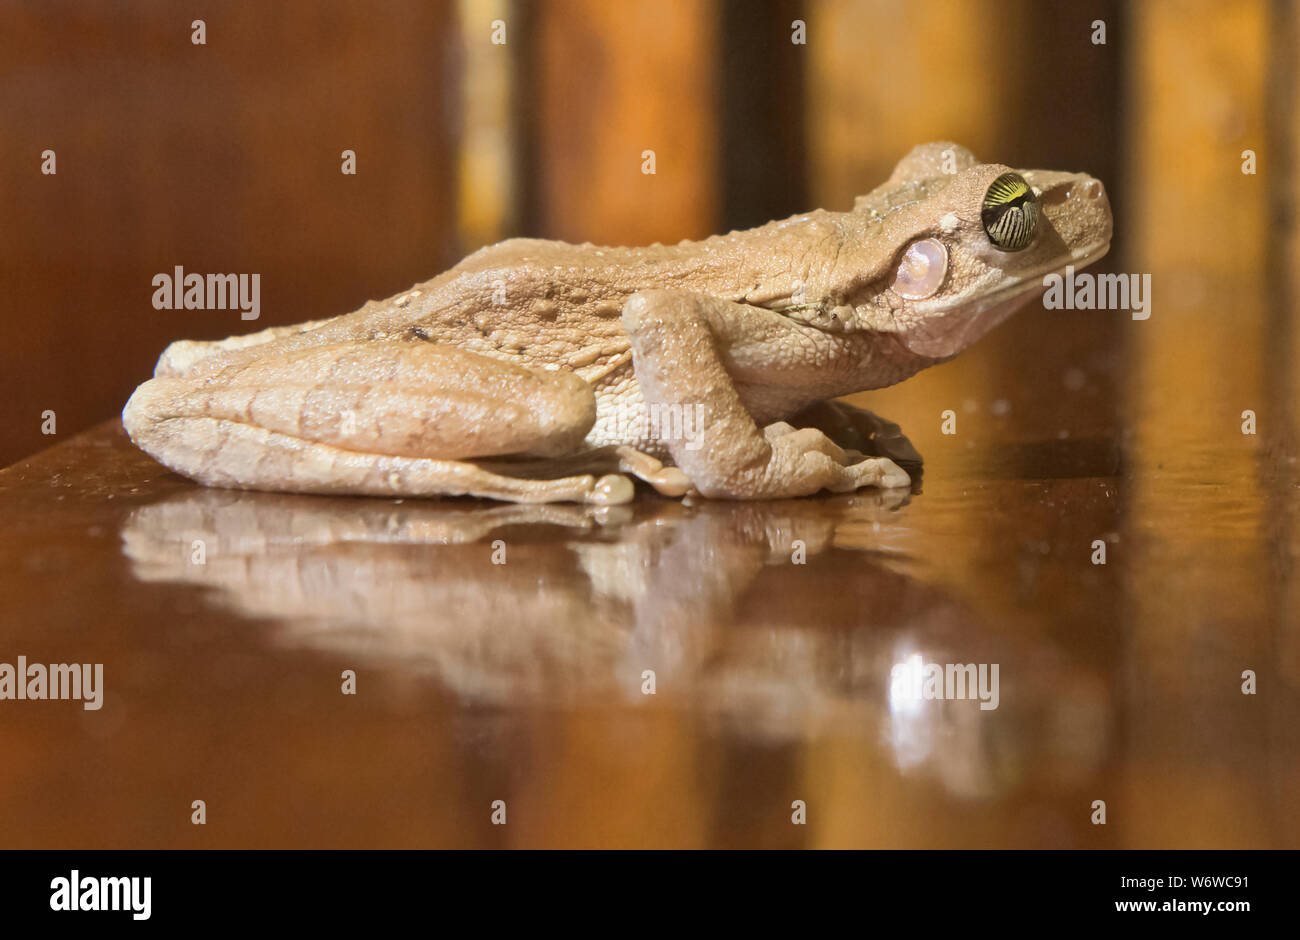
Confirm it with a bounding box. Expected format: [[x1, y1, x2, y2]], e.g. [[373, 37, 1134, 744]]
[[621, 290, 911, 499], [123, 341, 634, 504]]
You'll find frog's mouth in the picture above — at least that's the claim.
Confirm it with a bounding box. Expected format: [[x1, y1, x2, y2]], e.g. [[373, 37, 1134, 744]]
[[899, 238, 1111, 360], [974, 238, 1111, 308]]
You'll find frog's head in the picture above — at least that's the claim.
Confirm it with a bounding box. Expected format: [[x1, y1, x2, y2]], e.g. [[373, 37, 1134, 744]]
[[839, 142, 1112, 360]]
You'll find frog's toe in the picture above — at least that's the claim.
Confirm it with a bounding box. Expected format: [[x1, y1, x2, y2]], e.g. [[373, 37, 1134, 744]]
[[841, 456, 910, 491], [587, 474, 635, 505], [871, 457, 912, 489]]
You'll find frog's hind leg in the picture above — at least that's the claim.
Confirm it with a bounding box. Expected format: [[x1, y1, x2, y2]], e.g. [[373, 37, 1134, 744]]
[[152, 317, 337, 377], [123, 341, 634, 504]]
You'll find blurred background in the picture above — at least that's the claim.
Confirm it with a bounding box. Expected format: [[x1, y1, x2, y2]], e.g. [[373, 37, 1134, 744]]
[[3, 0, 1139, 467], [1, 1, 1297, 848], [2, 0, 1293, 470]]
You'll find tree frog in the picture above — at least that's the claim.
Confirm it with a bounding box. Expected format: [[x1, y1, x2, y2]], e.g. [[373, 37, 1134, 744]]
[[123, 143, 1112, 505]]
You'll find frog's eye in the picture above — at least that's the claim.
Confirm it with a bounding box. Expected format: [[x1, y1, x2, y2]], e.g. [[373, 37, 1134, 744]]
[[981, 172, 1039, 251], [891, 238, 948, 299]]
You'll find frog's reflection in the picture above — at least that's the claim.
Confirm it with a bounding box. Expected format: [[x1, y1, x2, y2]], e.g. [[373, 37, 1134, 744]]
[[121, 489, 1108, 796]]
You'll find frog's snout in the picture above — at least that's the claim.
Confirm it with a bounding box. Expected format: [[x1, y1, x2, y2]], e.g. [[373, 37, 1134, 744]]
[[1073, 175, 1113, 249], [1038, 171, 1113, 257], [1069, 175, 1110, 220], [1076, 178, 1105, 201]]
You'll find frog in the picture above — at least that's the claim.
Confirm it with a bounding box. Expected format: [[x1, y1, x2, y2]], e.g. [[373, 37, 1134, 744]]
[[122, 142, 1112, 505]]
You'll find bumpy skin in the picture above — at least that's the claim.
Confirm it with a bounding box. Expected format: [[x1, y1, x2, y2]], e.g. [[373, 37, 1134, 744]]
[[123, 143, 1113, 504]]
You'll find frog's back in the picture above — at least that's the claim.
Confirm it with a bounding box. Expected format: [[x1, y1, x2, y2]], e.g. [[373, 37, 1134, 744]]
[[417, 209, 848, 353]]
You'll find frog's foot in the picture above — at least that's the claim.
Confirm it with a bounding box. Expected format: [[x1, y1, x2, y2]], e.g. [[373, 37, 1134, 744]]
[[123, 340, 635, 505], [614, 446, 695, 497], [787, 400, 923, 472], [758, 423, 911, 495]]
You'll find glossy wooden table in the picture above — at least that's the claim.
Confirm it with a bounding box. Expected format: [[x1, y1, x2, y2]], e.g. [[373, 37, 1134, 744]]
[[1, 420, 1296, 848]]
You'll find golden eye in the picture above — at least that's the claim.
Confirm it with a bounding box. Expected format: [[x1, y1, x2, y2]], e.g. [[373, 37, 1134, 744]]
[[981, 172, 1039, 252]]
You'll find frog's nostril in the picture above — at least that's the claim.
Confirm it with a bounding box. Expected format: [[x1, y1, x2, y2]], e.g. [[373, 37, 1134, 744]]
[[1081, 180, 1104, 200]]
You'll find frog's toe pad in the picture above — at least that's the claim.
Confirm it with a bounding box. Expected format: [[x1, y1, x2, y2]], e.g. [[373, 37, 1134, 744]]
[[587, 474, 635, 505]]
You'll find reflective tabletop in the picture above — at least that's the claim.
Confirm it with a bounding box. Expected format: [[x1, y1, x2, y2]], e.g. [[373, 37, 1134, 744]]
[[1, 410, 1295, 848]]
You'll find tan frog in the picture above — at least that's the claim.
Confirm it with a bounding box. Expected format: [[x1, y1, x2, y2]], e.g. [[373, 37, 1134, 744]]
[[123, 142, 1112, 505]]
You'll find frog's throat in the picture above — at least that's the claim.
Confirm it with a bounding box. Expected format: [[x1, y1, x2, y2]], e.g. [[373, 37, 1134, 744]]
[[896, 289, 1041, 360], [895, 239, 1110, 359]]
